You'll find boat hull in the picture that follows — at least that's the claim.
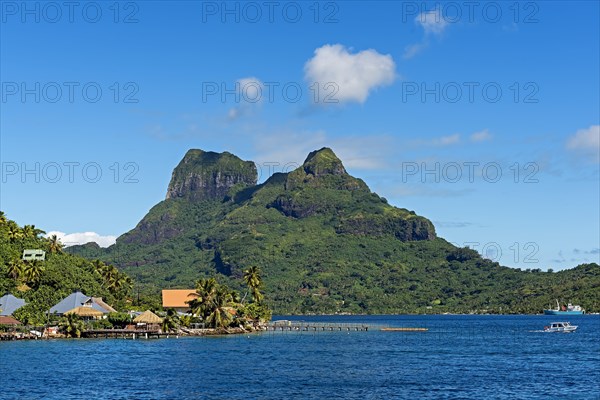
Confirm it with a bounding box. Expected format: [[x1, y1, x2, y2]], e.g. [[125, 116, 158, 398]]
[[544, 327, 578, 333], [543, 310, 584, 315]]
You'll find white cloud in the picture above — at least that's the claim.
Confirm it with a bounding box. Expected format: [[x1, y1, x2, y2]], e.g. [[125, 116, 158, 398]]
[[237, 77, 263, 102], [228, 77, 264, 121], [304, 44, 396, 104], [403, 42, 428, 59], [470, 129, 492, 142], [251, 130, 394, 182], [566, 125, 599, 162], [416, 8, 449, 35], [390, 185, 473, 198], [437, 134, 460, 146], [409, 134, 461, 148], [45, 231, 117, 248], [403, 8, 449, 59]]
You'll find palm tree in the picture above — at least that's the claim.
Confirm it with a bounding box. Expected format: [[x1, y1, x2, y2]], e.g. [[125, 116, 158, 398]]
[[243, 266, 263, 303], [104, 266, 120, 293], [22, 225, 45, 239], [0, 211, 6, 225], [206, 286, 235, 329], [161, 309, 179, 333], [187, 278, 218, 319], [23, 261, 44, 285], [92, 260, 106, 277], [7, 259, 25, 281], [91, 260, 130, 297], [188, 278, 219, 319], [178, 314, 192, 328], [7, 223, 23, 243], [117, 275, 133, 297], [60, 314, 84, 338], [47, 234, 63, 254]]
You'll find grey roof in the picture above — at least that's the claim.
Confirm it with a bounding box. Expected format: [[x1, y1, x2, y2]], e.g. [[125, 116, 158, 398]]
[[50, 291, 107, 314], [0, 294, 27, 316]]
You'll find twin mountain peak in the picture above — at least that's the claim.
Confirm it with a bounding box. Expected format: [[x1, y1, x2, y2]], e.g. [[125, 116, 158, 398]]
[[166, 147, 349, 201], [122, 147, 435, 246]]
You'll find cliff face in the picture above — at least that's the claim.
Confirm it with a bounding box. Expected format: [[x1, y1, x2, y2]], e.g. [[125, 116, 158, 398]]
[[65, 147, 600, 315], [117, 150, 256, 246], [265, 148, 435, 240], [166, 150, 257, 201]]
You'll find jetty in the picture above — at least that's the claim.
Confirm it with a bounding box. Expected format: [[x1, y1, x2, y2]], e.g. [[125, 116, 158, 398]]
[[82, 329, 170, 339], [266, 321, 380, 332], [381, 327, 428, 332], [266, 321, 430, 333]]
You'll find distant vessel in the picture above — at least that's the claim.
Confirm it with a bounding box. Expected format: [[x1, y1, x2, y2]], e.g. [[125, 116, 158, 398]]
[[544, 322, 578, 333], [543, 300, 585, 315]]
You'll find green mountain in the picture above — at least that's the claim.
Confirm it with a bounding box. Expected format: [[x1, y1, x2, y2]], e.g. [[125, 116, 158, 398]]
[[68, 148, 600, 314]]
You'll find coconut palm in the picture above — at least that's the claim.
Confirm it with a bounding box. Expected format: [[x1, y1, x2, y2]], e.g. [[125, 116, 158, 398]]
[[0, 211, 6, 225], [178, 314, 192, 328], [187, 278, 218, 319], [23, 261, 44, 285], [243, 266, 263, 303], [117, 275, 133, 297], [60, 314, 85, 338], [7, 259, 25, 280], [206, 286, 236, 329], [22, 225, 45, 239], [7, 223, 23, 242], [47, 234, 63, 254], [104, 266, 119, 288], [92, 260, 106, 277], [161, 309, 179, 333]]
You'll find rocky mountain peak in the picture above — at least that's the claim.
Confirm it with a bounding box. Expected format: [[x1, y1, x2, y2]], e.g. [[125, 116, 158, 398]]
[[166, 149, 257, 201], [302, 147, 347, 177]]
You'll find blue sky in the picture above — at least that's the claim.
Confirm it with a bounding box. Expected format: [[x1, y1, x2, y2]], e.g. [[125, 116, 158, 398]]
[[1, 1, 598, 270]]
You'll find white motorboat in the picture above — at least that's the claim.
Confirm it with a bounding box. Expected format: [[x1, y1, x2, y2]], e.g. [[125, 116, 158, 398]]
[[543, 321, 578, 333]]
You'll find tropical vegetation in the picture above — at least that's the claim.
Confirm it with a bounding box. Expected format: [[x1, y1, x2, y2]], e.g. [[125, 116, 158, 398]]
[[185, 272, 271, 330], [0, 212, 134, 325], [65, 148, 600, 315]]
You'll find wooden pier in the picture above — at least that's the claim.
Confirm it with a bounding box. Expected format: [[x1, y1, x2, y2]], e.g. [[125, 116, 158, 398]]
[[381, 327, 428, 332], [266, 321, 378, 332], [82, 329, 174, 339], [266, 321, 429, 333]]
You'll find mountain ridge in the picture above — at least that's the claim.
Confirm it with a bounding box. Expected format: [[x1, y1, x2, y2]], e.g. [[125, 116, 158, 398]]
[[67, 148, 600, 314]]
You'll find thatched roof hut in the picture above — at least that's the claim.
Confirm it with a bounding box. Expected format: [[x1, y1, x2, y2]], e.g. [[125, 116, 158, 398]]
[[64, 306, 104, 318], [50, 291, 112, 315], [133, 310, 163, 324]]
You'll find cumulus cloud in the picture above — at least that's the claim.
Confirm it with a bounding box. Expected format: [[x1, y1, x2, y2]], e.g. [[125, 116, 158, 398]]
[[470, 129, 492, 142], [45, 231, 117, 248], [304, 44, 396, 104], [566, 125, 599, 162], [227, 77, 264, 120]]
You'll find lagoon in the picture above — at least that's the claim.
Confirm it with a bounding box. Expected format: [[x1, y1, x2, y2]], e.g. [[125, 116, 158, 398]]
[[1, 315, 599, 399]]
